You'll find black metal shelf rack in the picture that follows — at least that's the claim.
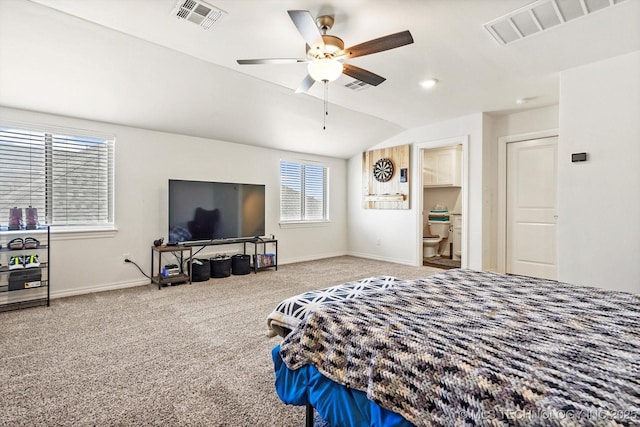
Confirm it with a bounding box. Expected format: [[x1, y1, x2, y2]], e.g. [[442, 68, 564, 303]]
[[0, 225, 50, 312]]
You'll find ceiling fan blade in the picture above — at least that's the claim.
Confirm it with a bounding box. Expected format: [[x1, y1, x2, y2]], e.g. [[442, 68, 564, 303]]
[[237, 58, 308, 65], [342, 63, 386, 86], [288, 10, 325, 50], [295, 74, 316, 93], [341, 30, 414, 59]]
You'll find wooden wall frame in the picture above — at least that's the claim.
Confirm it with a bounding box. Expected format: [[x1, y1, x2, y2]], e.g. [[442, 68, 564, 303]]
[[362, 144, 410, 209]]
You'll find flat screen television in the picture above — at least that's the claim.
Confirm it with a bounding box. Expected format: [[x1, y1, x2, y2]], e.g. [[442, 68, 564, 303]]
[[168, 179, 265, 244]]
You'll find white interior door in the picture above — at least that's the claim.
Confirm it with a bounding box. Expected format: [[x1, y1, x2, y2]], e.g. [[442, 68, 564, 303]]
[[506, 137, 558, 279]]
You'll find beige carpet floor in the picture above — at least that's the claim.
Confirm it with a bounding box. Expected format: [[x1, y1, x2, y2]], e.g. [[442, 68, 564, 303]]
[[0, 256, 442, 426]]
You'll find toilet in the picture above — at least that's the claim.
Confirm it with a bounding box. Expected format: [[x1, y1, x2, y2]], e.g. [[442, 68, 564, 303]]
[[423, 220, 450, 258]]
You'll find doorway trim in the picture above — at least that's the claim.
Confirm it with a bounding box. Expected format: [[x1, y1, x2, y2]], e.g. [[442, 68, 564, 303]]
[[415, 135, 469, 268], [497, 129, 558, 273]]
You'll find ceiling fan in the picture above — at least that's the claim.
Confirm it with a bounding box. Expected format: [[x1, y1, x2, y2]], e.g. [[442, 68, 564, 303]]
[[237, 10, 414, 93]]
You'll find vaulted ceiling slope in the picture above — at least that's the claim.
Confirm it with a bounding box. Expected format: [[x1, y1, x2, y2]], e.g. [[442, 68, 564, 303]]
[[1, 0, 639, 158]]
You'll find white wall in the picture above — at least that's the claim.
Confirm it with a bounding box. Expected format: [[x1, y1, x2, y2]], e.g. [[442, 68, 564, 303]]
[[482, 113, 497, 270], [492, 105, 559, 138], [348, 113, 486, 269], [558, 51, 640, 293], [0, 107, 348, 298]]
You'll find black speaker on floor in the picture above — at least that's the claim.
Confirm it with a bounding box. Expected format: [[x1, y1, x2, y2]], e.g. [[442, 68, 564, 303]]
[[231, 254, 250, 275]]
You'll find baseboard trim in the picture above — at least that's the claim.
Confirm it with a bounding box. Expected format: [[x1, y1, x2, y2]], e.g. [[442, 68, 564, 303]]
[[347, 251, 416, 266], [278, 251, 348, 265], [51, 278, 150, 299]]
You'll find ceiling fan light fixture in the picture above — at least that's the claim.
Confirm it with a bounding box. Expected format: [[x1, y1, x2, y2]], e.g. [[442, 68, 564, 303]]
[[308, 58, 344, 82]]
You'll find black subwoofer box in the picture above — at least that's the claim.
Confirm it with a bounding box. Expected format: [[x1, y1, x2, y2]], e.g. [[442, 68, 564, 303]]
[[210, 256, 232, 278], [9, 269, 42, 291], [231, 254, 250, 275]]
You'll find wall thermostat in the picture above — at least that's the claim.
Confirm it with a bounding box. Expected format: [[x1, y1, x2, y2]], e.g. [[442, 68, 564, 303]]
[[571, 152, 588, 162]]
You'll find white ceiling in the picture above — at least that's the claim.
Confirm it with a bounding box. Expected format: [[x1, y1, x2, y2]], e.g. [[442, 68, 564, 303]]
[[1, 0, 639, 158]]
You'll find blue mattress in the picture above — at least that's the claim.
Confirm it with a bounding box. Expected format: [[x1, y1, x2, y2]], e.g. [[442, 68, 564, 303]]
[[272, 345, 414, 427]]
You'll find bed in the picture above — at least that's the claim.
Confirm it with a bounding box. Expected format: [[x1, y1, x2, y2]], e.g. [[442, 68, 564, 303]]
[[267, 275, 407, 338], [268, 269, 640, 427]]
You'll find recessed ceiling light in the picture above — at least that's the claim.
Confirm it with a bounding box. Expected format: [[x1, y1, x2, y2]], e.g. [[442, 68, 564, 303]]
[[516, 96, 537, 104], [420, 79, 439, 89]]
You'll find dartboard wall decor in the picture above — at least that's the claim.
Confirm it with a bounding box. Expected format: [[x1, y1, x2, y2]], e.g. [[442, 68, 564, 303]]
[[362, 144, 410, 210], [373, 158, 394, 182]]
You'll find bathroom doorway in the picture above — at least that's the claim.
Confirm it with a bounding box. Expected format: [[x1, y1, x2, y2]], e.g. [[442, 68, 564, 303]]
[[416, 136, 469, 269]]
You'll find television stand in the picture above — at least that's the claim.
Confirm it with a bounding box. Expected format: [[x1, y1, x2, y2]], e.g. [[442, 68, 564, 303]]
[[181, 237, 254, 246], [243, 238, 277, 273], [183, 238, 278, 274], [150, 245, 193, 289]]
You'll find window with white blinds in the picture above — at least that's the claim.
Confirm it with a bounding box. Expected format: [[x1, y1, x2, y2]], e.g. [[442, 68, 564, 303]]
[[0, 126, 114, 228], [280, 160, 328, 222]]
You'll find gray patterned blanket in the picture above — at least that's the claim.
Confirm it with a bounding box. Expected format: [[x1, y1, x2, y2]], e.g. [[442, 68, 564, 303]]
[[279, 269, 640, 426]]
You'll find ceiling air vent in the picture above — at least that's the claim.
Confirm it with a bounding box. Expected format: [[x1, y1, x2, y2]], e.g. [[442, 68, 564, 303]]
[[484, 0, 628, 45], [345, 80, 372, 91], [173, 0, 226, 30]]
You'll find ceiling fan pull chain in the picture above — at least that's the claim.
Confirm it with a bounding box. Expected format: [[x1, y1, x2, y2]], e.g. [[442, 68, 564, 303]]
[[323, 80, 329, 130]]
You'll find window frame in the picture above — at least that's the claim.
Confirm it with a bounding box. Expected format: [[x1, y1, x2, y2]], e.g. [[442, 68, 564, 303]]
[[0, 121, 116, 234], [279, 159, 330, 226]]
